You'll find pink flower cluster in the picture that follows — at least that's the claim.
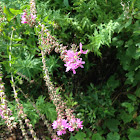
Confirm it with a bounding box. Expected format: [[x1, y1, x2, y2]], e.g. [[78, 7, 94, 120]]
[[68, 118, 83, 131], [0, 108, 4, 118], [52, 119, 68, 136], [21, 12, 36, 25], [64, 43, 88, 74], [52, 118, 83, 136]]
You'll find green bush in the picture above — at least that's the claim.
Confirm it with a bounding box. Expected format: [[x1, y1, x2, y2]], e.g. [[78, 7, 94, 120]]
[[0, 0, 140, 139]]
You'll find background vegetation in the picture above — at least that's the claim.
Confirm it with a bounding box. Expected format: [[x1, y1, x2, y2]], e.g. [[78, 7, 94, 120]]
[[0, 0, 140, 139]]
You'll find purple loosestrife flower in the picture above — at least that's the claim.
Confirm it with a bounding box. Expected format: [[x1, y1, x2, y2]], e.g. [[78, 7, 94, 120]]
[[76, 118, 83, 129], [57, 130, 66, 136], [52, 118, 69, 136], [21, 12, 36, 25], [21, 12, 27, 24], [64, 43, 88, 74], [68, 118, 83, 132]]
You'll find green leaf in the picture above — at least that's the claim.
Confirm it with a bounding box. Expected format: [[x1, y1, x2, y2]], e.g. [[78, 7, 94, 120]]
[[70, 134, 76, 140], [13, 38, 23, 41], [128, 129, 140, 140], [104, 119, 120, 132], [3, 6, 14, 21], [120, 111, 133, 124], [107, 132, 120, 140], [121, 102, 134, 114], [107, 75, 120, 91], [13, 55, 41, 80], [126, 46, 135, 58], [44, 16, 49, 22], [125, 18, 132, 28], [63, 0, 69, 7], [9, 8, 22, 15], [127, 94, 137, 101], [135, 87, 140, 97], [45, 102, 57, 122], [125, 71, 134, 84], [22, 101, 39, 127], [36, 96, 57, 122], [74, 132, 86, 140], [12, 44, 22, 47], [92, 133, 103, 140]]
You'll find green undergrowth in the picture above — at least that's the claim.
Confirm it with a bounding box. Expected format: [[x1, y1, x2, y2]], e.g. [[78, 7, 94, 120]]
[[0, 0, 140, 139]]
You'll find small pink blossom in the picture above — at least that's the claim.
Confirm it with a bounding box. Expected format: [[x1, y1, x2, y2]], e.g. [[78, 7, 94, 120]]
[[52, 120, 58, 129], [21, 12, 27, 24], [68, 118, 83, 131], [0, 109, 4, 118], [30, 13, 36, 19], [79, 42, 88, 54], [76, 118, 83, 129], [57, 130, 66, 136]]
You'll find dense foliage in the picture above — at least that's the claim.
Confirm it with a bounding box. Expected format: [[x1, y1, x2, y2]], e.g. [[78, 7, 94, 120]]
[[0, 0, 140, 140]]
